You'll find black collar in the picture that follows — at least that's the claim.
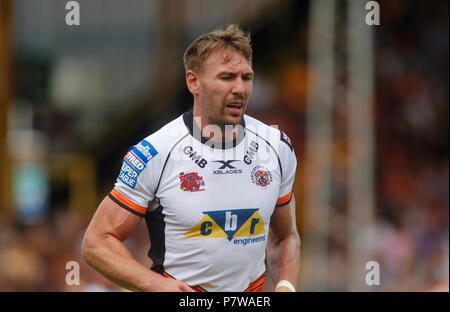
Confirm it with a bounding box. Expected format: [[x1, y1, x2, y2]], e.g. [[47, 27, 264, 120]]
[[183, 109, 246, 149]]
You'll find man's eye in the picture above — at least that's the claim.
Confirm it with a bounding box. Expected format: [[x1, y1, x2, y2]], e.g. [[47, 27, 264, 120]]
[[220, 76, 232, 80]]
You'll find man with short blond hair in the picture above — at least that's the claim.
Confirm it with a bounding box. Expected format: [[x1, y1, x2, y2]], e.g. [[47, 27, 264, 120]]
[[82, 24, 300, 292]]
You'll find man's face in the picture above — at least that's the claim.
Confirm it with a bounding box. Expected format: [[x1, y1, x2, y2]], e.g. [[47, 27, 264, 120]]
[[193, 49, 254, 127]]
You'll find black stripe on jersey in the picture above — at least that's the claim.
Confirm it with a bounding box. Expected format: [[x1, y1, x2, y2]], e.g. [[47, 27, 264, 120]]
[[145, 205, 166, 274], [280, 130, 294, 152], [245, 128, 283, 179], [154, 133, 189, 194], [107, 192, 145, 218]]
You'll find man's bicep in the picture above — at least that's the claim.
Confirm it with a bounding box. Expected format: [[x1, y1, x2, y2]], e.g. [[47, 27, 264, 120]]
[[270, 194, 297, 239], [86, 196, 143, 242]]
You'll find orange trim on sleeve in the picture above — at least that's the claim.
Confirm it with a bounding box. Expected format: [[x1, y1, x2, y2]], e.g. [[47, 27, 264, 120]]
[[276, 189, 292, 206], [110, 188, 147, 215]]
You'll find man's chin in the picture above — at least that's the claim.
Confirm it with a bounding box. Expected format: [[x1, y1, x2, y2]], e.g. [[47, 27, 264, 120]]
[[223, 105, 246, 123], [222, 114, 243, 127]]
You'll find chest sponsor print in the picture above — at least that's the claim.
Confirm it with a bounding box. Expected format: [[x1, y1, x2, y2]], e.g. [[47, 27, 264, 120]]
[[179, 172, 205, 192], [184, 209, 266, 243], [212, 160, 243, 175]]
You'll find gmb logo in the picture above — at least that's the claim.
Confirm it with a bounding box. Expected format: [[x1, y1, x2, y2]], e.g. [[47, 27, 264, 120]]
[[185, 209, 265, 241]]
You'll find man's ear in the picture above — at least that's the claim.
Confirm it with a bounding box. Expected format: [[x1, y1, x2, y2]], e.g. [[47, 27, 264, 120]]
[[186, 70, 200, 95]]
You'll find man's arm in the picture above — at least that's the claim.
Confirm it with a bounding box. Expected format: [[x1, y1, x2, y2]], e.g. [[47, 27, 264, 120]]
[[81, 196, 194, 292], [268, 194, 301, 292]]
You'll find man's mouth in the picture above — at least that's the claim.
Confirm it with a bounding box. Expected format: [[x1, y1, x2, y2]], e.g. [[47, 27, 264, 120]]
[[226, 102, 244, 112], [227, 103, 243, 109], [225, 103, 244, 116]]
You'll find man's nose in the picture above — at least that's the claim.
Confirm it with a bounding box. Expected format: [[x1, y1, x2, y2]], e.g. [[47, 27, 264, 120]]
[[232, 77, 246, 96]]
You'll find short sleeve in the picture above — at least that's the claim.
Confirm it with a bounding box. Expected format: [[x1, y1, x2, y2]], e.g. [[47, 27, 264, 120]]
[[108, 139, 160, 217], [276, 130, 297, 206]]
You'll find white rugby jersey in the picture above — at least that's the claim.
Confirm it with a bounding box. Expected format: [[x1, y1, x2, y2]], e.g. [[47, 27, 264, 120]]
[[109, 109, 297, 292]]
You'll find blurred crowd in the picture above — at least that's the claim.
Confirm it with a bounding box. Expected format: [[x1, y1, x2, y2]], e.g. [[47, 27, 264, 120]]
[[371, 1, 448, 291], [0, 0, 448, 291], [0, 208, 151, 291], [248, 1, 449, 291]]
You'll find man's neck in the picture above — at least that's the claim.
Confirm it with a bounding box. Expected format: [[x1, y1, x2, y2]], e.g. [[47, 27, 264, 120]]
[[183, 108, 245, 149], [192, 107, 241, 143]]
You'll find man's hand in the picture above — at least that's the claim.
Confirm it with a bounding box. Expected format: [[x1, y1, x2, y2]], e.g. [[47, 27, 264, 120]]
[[157, 277, 195, 292]]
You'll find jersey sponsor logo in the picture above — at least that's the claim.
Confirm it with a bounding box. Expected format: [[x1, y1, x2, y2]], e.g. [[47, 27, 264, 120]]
[[119, 150, 145, 188], [212, 160, 243, 175], [184, 209, 266, 242], [124, 151, 145, 172], [183, 146, 208, 168], [233, 235, 266, 245], [243, 141, 259, 165], [179, 172, 205, 192], [251, 166, 272, 188], [118, 161, 139, 188], [118, 140, 158, 189], [131, 140, 158, 164], [213, 169, 243, 175], [213, 160, 238, 169]]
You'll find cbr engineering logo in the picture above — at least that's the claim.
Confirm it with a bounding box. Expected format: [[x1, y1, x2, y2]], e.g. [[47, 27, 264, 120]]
[[184, 209, 266, 245]]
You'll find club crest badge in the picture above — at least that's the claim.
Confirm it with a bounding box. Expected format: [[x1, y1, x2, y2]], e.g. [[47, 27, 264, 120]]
[[251, 166, 272, 188], [179, 172, 205, 192]]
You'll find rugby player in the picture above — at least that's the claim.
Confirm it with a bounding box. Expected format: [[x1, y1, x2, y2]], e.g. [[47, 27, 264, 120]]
[[82, 24, 300, 292]]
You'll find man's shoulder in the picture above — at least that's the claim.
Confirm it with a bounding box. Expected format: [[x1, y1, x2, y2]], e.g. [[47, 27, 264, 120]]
[[244, 114, 294, 153], [244, 114, 279, 135], [134, 114, 188, 155], [244, 114, 281, 143]]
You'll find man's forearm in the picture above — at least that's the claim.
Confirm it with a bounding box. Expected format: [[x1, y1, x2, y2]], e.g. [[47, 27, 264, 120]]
[[274, 231, 301, 288], [82, 234, 162, 292]]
